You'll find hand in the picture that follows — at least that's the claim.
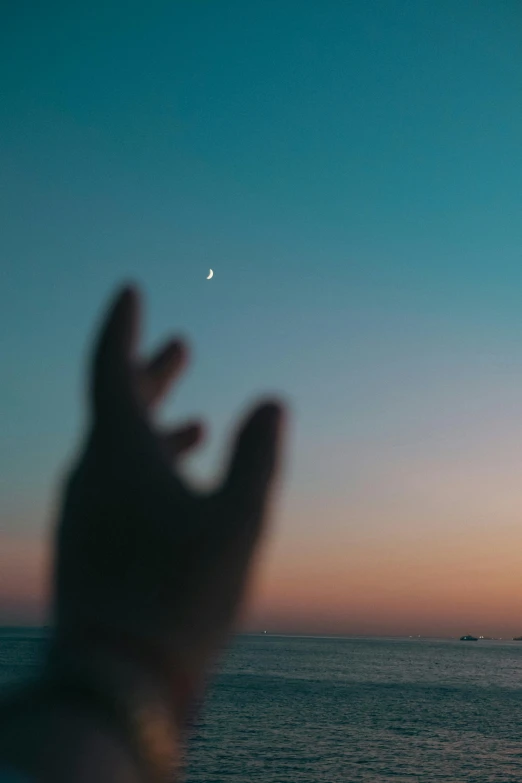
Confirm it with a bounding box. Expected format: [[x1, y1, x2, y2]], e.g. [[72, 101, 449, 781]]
[[49, 284, 286, 723]]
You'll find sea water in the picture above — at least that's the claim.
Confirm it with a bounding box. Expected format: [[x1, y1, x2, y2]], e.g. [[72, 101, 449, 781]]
[[2, 629, 522, 782]]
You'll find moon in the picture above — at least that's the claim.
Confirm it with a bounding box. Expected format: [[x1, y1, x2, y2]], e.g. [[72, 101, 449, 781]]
[[207, 269, 213, 280]]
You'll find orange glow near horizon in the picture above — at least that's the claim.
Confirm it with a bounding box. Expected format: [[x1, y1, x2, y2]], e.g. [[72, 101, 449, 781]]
[[0, 535, 50, 625], [3, 493, 522, 639], [9, 436, 522, 638]]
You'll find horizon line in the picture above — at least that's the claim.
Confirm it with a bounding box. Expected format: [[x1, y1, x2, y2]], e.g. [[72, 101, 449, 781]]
[[0, 626, 520, 641]]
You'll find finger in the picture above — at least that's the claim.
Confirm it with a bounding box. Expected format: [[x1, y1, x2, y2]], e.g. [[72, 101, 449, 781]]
[[138, 338, 188, 408], [91, 284, 141, 417], [221, 400, 286, 527], [161, 421, 206, 461]]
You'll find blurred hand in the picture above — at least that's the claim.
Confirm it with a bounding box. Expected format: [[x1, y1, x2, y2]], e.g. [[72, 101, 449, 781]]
[[49, 284, 286, 724]]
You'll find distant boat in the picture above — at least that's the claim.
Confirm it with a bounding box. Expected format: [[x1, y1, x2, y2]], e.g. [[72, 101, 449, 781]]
[[460, 634, 478, 641]]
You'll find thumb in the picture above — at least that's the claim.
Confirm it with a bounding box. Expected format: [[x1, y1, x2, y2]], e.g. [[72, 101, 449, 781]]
[[222, 400, 286, 526]]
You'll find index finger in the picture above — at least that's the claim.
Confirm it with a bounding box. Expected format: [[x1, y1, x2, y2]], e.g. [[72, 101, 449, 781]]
[[90, 284, 141, 421]]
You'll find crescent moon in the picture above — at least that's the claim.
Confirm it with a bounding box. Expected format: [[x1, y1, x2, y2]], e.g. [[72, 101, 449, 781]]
[[207, 269, 213, 280]]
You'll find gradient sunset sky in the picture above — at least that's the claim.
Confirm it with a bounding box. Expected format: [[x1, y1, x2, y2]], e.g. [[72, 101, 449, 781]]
[[2, 1, 522, 637]]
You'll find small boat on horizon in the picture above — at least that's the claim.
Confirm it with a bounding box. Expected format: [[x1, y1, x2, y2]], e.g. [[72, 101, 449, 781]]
[[460, 634, 478, 641]]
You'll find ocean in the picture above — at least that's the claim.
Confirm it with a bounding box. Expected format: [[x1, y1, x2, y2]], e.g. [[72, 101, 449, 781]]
[[2, 629, 522, 782]]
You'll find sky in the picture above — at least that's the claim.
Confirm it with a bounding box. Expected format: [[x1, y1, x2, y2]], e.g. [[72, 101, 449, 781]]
[[2, 1, 522, 637]]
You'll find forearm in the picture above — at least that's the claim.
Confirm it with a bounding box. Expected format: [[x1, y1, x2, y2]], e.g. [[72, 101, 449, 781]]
[[0, 682, 143, 783]]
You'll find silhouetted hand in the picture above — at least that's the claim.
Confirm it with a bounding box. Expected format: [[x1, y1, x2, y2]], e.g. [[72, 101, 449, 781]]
[[49, 284, 286, 725]]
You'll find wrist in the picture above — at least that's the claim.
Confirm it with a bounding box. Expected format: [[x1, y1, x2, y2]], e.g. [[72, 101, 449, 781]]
[[43, 630, 188, 783], [49, 624, 205, 732], [0, 681, 143, 783]]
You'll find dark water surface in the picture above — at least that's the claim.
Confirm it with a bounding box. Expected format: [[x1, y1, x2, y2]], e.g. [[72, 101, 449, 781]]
[[2, 629, 522, 782]]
